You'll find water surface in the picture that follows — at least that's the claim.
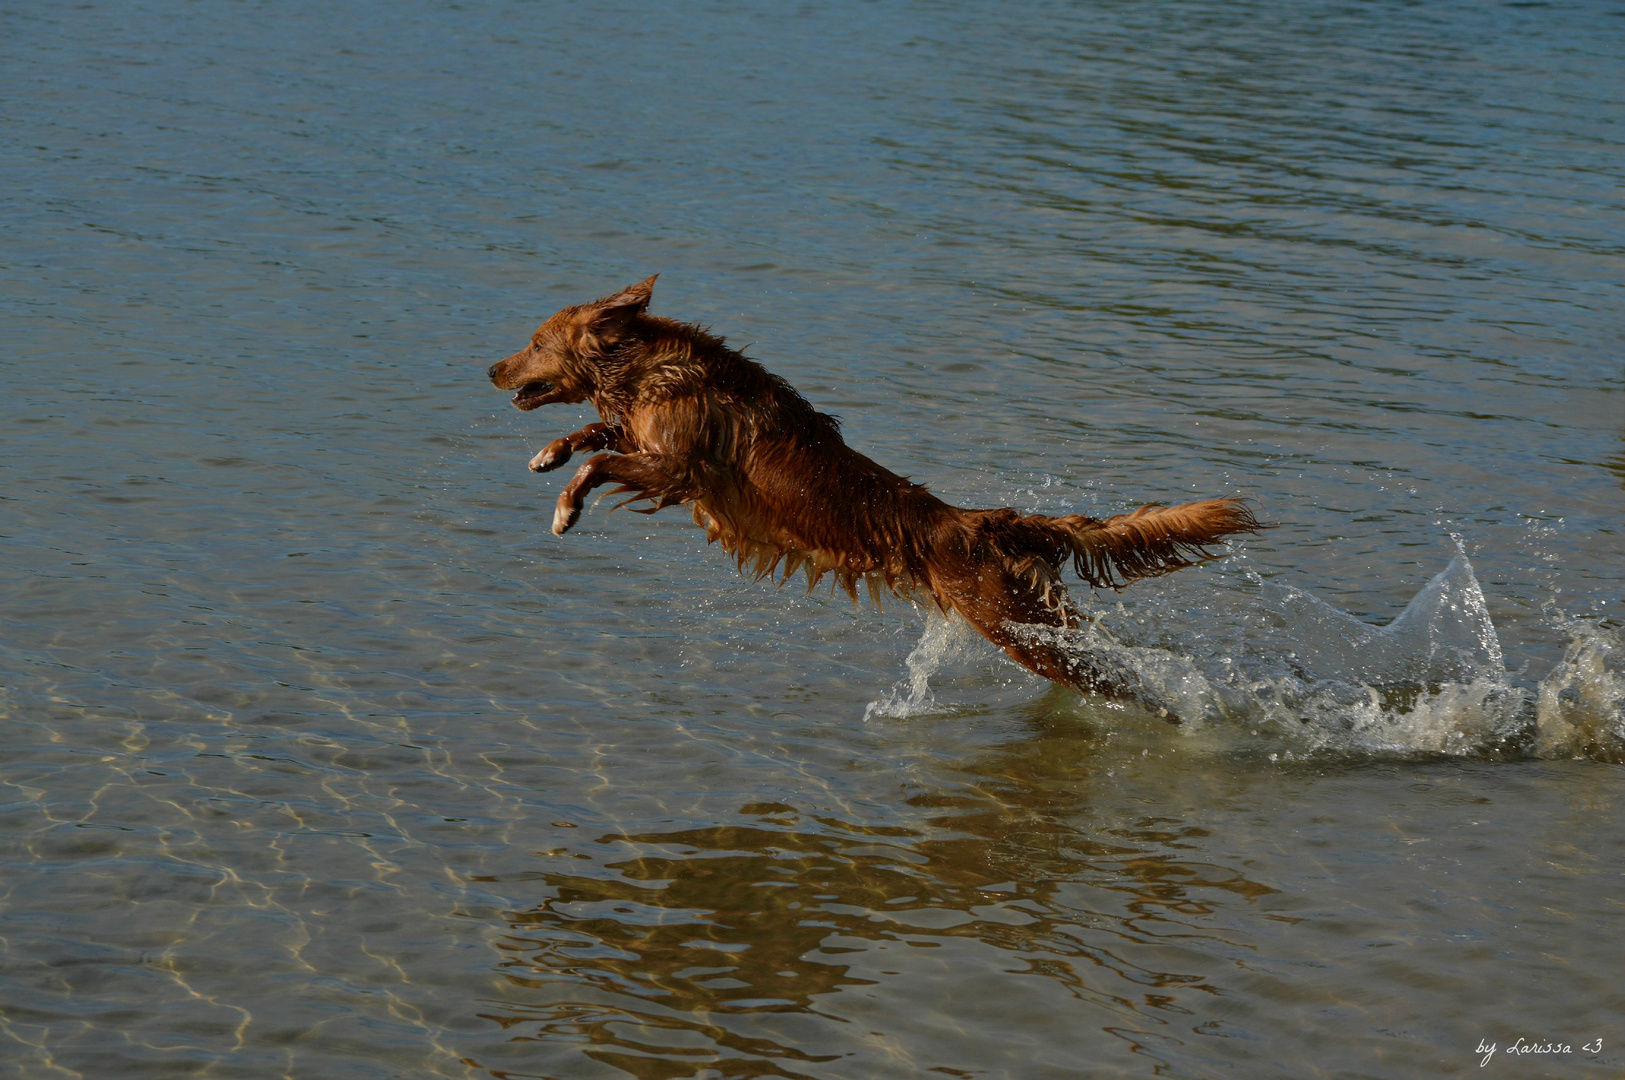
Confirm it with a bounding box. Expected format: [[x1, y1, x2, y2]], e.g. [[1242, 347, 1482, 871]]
[[2, 1, 1622, 1076]]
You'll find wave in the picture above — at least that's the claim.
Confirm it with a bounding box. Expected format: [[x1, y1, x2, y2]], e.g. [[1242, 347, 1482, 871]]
[[866, 549, 1624, 762]]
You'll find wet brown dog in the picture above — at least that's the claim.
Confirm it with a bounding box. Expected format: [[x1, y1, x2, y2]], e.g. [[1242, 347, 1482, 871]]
[[488, 276, 1260, 699]]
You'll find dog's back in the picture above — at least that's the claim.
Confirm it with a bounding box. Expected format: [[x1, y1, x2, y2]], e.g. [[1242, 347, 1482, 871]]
[[616, 326, 964, 602]]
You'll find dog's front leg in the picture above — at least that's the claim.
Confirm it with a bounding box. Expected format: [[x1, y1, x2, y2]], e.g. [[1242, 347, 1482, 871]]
[[530, 422, 628, 473], [553, 452, 684, 536]]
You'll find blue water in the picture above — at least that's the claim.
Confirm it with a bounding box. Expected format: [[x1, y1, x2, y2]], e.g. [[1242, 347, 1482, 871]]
[[3, 1, 1622, 1076]]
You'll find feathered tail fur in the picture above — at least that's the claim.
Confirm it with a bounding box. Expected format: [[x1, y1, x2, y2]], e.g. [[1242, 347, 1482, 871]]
[[1035, 499, 1261, 589]]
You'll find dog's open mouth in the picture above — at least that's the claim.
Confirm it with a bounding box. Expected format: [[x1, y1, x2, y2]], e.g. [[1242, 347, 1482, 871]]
[[511, 380, 555, 410]]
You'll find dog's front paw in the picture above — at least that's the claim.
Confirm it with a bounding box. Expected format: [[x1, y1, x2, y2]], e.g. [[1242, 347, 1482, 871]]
[[530, 438, 572, 473], [552, 499, 581, 537]]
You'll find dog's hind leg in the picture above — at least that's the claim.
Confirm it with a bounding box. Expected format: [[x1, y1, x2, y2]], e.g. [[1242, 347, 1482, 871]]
[[942, 564, 1143, 703], [530, 423, 629, 473], [553, 452, 686, 536]]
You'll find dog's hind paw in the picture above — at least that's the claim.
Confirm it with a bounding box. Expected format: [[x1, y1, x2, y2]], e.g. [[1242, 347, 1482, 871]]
[[530, 439, 572, 473], [552, 500, 581, 536]]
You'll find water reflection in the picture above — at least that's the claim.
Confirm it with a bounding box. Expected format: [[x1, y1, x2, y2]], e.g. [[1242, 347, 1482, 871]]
[[485, 730, 1279, 1077]]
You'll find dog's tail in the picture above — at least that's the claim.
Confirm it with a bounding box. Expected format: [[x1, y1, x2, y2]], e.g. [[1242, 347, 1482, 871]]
[[1035, 498, 1262, 589]]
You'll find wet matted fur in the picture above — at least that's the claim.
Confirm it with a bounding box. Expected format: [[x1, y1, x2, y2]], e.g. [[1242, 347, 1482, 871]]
[[488, 276, 1261, 700]]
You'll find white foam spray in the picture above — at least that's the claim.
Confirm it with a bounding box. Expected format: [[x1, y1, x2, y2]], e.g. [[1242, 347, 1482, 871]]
[[866, 549, 1623, 761]]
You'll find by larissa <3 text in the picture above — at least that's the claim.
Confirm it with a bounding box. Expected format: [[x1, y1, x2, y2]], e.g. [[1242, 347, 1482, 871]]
[[1477, 1038, 1603, 1067]]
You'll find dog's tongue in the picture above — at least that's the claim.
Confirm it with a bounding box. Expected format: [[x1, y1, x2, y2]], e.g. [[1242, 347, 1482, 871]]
[[512, 381, 553, 408]]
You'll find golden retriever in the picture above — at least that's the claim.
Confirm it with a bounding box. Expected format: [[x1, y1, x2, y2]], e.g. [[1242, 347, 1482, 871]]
[[488, 276, 1260, 699]]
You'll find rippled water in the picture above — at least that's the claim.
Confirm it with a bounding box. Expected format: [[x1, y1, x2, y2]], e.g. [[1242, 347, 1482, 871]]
[[3, 1, 1623, 1076]]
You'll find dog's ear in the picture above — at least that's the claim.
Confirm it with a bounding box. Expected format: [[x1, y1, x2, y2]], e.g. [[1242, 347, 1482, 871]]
[[587, 275, 658, 340]]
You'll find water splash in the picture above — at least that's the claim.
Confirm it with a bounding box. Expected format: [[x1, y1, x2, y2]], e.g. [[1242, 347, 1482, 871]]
[[862, 613, 991, 721], [1256, 551, 1502, 686], [1535, 624, 1625, 763], [868, 550, 1624, 762]]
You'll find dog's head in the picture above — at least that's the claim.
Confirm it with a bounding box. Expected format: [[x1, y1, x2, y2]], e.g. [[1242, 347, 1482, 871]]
[[487, 275, 658, 410]]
